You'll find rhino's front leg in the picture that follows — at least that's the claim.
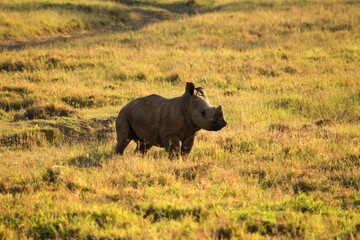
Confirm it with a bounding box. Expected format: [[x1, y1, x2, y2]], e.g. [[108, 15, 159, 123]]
[[163, 135, 181, 160], [181, 136, 195, 158]]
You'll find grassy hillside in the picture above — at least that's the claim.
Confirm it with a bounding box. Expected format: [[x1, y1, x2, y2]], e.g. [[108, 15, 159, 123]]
[[0, 0, 360, 239], [0, 0, 172, 46]]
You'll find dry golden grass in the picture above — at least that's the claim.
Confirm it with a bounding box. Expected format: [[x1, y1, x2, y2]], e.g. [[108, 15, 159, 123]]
[[0, 0, 359, 239]]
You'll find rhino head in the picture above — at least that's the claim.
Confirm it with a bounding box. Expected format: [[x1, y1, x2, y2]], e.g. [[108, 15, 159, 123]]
[[183, 82, 227, 131]]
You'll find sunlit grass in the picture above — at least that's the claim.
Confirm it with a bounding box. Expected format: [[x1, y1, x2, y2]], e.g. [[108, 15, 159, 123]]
[[0, 0, 360, 238]]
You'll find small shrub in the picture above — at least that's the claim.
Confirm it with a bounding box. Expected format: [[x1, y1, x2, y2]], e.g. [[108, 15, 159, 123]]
[[137, 204, 205, 223], [62, 94, 120, 108], [211, 220, 245, 239], [68, 154, 102, 168], [7, 184, 29, 196], [293, 181, 317, 194], [135, 72, 147, 81], [215, 226, 233, 239], [220, 137, 254, 153], [67, 149, 112, 168], [42, 168, 63, 186], [327, 23, 352, 32], [257, 65, 280, 78], [0, 127, 63, 149], [66, 181, 93, 193], [186, 0, 196, 5], [165, 73, 181, 84], [330, 174, 360, 190], [62, 95, 95, 108], [245, 220, 302, 237], [315, 119, 331, 126], [300, 22, 314, 32], [0, 92, 35, 112], [112, 71, 128, 81], [20, 104, 75, 120], [289, 194, 325, 214], [33, 55, 62, 69], [0, 182, 5, 193], [88, 212, 113, 229], [246, 220, 274, 235], [2, 86, 31, 95], [268, 98, 293, 109], [267, 97, 310, 117], [173, 163, 212, 181], [0, 60, 27, 72], [283, 66, 297, 75], [29, 220, 59, 239], [223, 90, 236, 96], [269, 123, 290, 132]]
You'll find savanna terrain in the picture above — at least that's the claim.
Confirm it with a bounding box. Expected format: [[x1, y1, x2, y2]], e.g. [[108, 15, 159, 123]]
[[0, 0, 359, 239]]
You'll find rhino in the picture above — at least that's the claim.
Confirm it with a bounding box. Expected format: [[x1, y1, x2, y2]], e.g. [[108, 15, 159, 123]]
[[115, 82, 227, 159]]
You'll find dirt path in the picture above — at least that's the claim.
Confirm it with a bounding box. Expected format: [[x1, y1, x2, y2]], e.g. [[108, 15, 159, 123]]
[[0, 7, 173, 52]]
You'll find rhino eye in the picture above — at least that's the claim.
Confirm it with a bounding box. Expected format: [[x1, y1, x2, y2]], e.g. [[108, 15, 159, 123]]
[[201, 110, 206, 117]]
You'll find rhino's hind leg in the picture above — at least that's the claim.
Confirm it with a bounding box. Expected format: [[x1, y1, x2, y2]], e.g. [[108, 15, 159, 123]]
[[135, 141, 152, 155], [115, 117, 132, 155], [115, 139, 130, 155]]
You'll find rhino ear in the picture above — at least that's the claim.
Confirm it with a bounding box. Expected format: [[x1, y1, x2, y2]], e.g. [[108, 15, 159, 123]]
[[186, 82, 195, 96], [195, 87, 205, 96]]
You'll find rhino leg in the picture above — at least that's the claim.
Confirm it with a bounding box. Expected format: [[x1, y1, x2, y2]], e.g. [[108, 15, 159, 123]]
[[163, 135, 181, 160], [115, 138, 130, 155], [115, 117, 132, 155], [181, 136, 195, 158], [135, 141, 152, 155]]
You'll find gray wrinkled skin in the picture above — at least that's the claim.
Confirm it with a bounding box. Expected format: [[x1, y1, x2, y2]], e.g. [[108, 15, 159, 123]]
[[115, 82, 227, 159]]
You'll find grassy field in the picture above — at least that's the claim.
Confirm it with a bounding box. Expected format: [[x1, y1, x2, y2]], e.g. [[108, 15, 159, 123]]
[[1, 0, 360, 239]]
